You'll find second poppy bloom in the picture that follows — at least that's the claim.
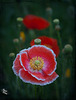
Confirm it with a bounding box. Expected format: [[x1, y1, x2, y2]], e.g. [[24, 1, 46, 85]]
[[30, 36, 60, 57], [23, 15, 50, 30]]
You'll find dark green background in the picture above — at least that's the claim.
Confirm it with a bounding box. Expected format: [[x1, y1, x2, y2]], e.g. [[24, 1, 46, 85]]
[[0, 0, 75, 100]]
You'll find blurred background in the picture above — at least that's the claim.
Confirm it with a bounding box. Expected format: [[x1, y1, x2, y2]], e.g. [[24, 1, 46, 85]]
[[0, 0, 75, 100]]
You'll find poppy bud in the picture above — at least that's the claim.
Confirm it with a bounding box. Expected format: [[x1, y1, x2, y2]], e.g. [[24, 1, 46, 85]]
[[46, 7, 53, 16], [17, 17, 23, 22], [53, 19, 59, 24], [9, 53, 15, 57], [63, 44, 73, 54], [13, 38, 19, 43], [55, 24, 60, 31], [34, 39, 41, 45]]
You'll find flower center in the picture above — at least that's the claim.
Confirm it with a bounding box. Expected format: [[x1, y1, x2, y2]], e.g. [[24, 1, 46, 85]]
[[29, 56, 44, 70], [35, 60, 40, 65]]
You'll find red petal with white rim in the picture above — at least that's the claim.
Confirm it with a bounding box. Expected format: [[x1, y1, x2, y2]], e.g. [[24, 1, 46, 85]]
[[20, 52, 29, 71], [20, 49, 28, 53], [19, 68, 59, 86], [12, 54, 23, 76]]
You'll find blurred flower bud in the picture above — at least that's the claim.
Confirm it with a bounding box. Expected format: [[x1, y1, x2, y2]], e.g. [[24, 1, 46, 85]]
[[55, 24, 60, 30], [20, 31, 26, 42], [53, 19, 59, 24], [34, 38, 41, 45], [9, 53, 15, 57], [65, 68, 71, 78], [17, 17, 23, 22], [13, 38, 19, 43], [63, 44, 73, 54], [46, 7, 53, 16]]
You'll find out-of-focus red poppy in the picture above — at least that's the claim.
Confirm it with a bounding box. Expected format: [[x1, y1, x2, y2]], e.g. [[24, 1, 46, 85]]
[[30, 36, 60, 57], [12, 45, 59, 86], [22, 15, 50, 30]]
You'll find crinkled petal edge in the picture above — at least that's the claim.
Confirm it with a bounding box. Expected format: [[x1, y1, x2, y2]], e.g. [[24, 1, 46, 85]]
[[19, 69, 59, 86], [12, 54, 20, 76]]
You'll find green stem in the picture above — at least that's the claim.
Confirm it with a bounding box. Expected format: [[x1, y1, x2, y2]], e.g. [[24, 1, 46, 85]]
[[56, 30, 63, 100], [38, 86, 43, 99], [16, 76, 18, 93], [16, 76, 21, 92], [34, 85, 37, 99], [55, 81, 60, 100], [48, 17, 54, 37], [57, 30, 62, 51]]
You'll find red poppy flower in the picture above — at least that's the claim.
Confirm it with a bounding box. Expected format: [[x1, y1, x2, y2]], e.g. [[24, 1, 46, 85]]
[[22, 15, 50, 30], [30, 36, 60, 57], [12, 45, 59, 86]]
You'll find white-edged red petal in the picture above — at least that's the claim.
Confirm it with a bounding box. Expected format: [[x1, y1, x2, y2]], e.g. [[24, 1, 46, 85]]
[[12, 54, 23, 76], [19, 68, 59, 86], [20, 49, 28, 53]]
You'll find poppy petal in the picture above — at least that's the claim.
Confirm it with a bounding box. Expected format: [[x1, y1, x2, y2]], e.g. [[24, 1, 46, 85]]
[[20, 49, 28, 53], [42, 72, 59, 85], [20, 52, 29, 71], [12, 54, 23, 76], [34, 17, 50, 30], [19, 69, 59, 86], [23, 15, 50, 30]]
